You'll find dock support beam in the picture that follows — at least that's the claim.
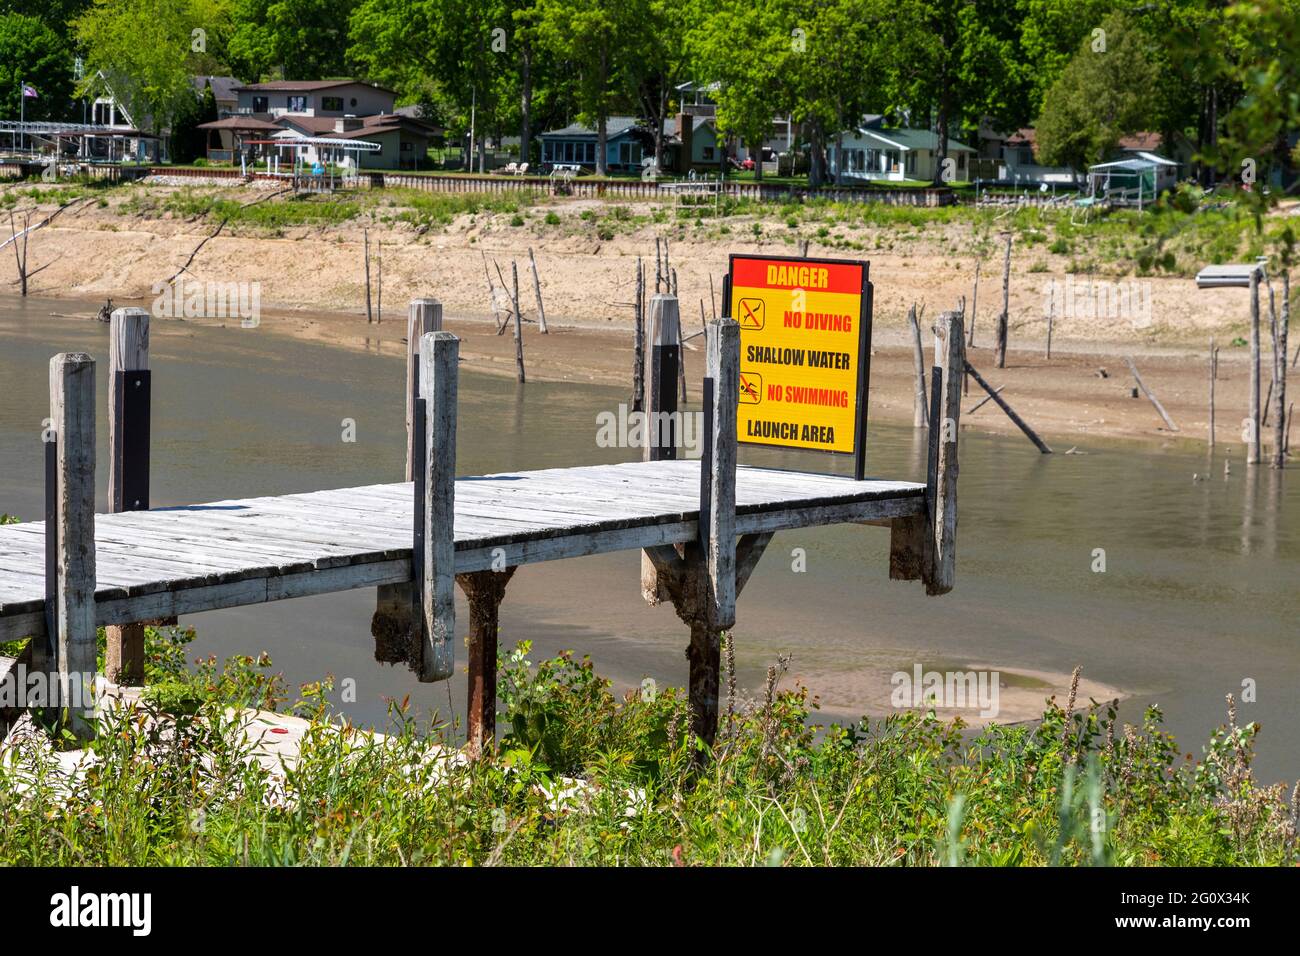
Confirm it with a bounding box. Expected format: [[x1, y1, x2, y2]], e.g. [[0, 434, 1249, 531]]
[[46, 352, 97, 741], [417, 330, 458, 682], [373, 299, 441, 665], [456, 567, 516, 758], [105, 307, 149, 685]]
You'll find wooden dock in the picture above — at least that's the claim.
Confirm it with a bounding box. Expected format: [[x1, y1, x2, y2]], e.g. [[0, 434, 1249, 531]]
[[0, 297, 965, 754], [0, 462, 924, 641]]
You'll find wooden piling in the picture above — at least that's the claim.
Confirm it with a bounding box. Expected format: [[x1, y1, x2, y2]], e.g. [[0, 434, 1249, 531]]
[[1209, 336, 1217, 449], [995, 234, 1011, 369], [364, 228, 373, 324], [510, 261, 526, 383], [417, 331, 458, 682], [633, 258, 646, 411], [528, 247, 548, 333], [372, 300, 442, 665], [926, 311, 965, 595], [641, 295, 680, 605], [907, 304, 927, 427], [105, 308, 149, 685], [47, 352, 96, 740], [1249, 269, 1262, 464], [704, 319, 739, 632], [404, 300, 442, 482]]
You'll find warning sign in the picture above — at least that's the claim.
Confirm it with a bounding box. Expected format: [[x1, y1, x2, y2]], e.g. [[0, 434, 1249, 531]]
[[727, 253, 871, 465]]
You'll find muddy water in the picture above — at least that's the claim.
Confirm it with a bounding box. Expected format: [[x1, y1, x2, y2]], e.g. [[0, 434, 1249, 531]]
[[2, 296, 1297, 782]]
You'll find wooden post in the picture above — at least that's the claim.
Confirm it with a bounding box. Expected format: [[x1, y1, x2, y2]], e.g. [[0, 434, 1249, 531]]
[[995, 233, 1011, 368], [690, 318, 738, 753], [364, 228, 373, 324], [1273, 271, 1288, 469], [968, 258, 980, 349], [641, 295, 680, 605], [47, 352, 97, 740], [1209, 336, 1217, 449], [1044, 284, 1054, 360], [105, 307, 149, 685], [925, 311, 964, 595], [965, 363, 1053, 454], [417, 331, 458, 682], [405, 300, 442, 481], [373, 300, 442, 665], [510, 261, 525, 383], [528, 247, 548, 333], [1249, 268, 1261, 464], [907, 304, 927, 427], [457, 566, 516, 758], [633, 258, 645, 411]]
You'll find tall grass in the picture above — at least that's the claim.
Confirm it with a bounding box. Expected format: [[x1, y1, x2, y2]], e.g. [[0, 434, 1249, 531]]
[[0, 628, 1294, 866]]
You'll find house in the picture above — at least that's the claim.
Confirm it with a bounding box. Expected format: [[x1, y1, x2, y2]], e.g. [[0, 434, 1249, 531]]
[[193, 76, 240, 116], [990, 128, 1079, 185], [828, 122, 976, 182], [82, 70, 164, 162], [676, 80, 795, 172], [233, 80, 397, 118], [191, 76, 246, 160], [539, 116, 653, 171]]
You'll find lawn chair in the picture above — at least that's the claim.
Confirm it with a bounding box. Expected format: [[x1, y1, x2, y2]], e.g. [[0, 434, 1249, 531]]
[[499, 162, 518, 176], [516, 162, 529, 176]]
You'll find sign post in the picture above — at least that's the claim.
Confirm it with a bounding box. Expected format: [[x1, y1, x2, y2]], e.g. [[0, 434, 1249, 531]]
[[725, 254, 872, 478]]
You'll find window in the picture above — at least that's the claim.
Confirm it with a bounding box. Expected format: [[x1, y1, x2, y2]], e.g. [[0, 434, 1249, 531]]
[[543, 141, 553, 161], [906, 152, 917, 174], [702, 145, 714, 161], [321, 96, 343, 111], [400, 141, 413, 152], [287, 95, 307, 112], [585, 142, 596, 164], [563, 141, 574, 162], [252, 96, 268, 113]]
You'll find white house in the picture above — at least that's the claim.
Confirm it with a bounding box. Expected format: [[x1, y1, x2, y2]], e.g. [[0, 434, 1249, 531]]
[[828, 122, 976, 183]]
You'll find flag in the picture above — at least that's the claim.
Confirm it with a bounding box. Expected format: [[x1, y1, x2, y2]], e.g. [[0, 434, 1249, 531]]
[[21, 84, 38, 98]]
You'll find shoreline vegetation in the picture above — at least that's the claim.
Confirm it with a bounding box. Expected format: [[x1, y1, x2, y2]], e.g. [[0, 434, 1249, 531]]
[[0, 625, 1294, 866], [2, 176, 1296, 453]]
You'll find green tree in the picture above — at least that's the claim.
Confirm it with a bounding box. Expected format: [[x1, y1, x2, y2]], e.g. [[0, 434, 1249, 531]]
[[227, 0, 356, 81], [535, 0, 640, 175], [74, 0, 229, 145], [1035, 11, 1160, 170], [0, 13, 74, 122]]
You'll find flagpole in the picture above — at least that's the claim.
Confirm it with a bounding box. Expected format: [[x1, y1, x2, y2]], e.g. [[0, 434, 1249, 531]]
[[19, 78, 24, 154]]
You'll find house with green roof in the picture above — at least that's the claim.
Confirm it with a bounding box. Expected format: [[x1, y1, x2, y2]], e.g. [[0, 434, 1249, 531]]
[[828, 120, 976, 183]]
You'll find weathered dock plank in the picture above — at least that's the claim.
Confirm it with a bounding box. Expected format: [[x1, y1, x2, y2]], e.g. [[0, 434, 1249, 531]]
[[0, 460, 924, 641]]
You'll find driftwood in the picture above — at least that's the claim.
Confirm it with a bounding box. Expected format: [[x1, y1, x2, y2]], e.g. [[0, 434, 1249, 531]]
[[967, 384, 1004, 415], [965, 363, 1053, 454], [165, 187, 290, 285], [1125, 356, 1178, 432], [0, 197, 90, 255]]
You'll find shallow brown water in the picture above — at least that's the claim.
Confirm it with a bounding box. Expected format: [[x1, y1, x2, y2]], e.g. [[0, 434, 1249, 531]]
[[2, 296, 1297, 782]]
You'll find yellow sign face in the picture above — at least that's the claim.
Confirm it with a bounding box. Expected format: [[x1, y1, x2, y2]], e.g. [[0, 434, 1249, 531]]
[[728, 254, 869, 456]]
